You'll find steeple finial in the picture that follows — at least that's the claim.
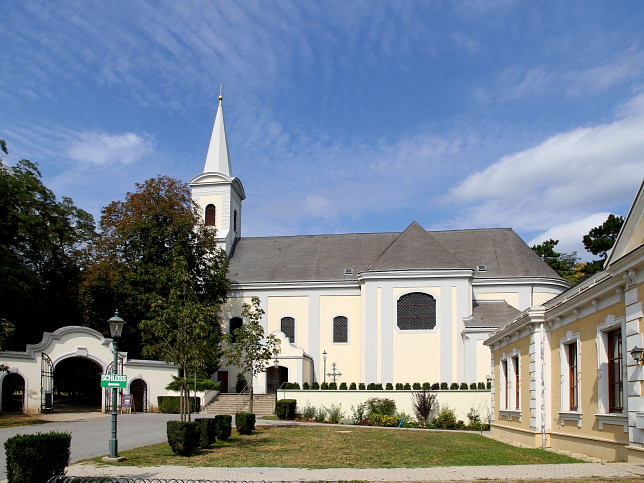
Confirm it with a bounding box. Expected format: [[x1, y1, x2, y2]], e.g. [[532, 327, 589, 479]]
[[219, 83, 223, 101]]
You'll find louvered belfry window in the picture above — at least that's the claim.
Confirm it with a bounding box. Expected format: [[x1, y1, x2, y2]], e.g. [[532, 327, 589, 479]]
[[397, 292, 436, 330], [333, 316, 348, 343], [281, 317, 295, 343], [205, 204, 216, 226]]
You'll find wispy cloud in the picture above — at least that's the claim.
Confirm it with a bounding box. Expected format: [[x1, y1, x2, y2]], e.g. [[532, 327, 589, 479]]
[[67, 132, 153, 166]]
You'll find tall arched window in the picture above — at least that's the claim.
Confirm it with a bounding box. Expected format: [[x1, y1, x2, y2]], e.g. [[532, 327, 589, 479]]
[[229, 317, 243, 343], [397, 292, 436, 330], [281, 317, 295, 343], [333, 316, 348, 343], [234, 210, 238, 232], [205, 204, 216, 227]]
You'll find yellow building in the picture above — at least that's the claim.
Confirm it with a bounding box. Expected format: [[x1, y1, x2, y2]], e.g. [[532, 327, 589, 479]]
[[486, 181, 644, 461], [192, 96, 569, 395]]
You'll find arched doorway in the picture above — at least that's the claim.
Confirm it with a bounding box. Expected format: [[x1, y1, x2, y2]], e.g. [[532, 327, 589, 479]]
[[54, 357, 102, 411], [130, 378, 147, 413], [266, 366, 288, 393], [2, 373, 25, 412]]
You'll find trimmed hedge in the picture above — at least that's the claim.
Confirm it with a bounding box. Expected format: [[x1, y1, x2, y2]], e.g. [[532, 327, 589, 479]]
[[235, 412, 256, 435], [214, 414, 232, 441], [158, 396, 201, 413], [167, 421, 199, 456], [5, 431, 71, 483], [194, 418, 217, 448], [275, 399, 297, 420]]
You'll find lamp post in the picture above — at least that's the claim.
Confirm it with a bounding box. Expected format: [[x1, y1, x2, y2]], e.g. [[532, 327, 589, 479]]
[[273, 356, 279, 394], [322, 350, 327, 384], [104, 310, 125, 462]]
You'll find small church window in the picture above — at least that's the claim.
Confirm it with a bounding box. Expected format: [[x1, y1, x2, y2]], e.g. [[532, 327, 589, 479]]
[[397, 292, 436, 330], [234, 210, 238, 232], [333, 316, 348, 343], [281, 317, 295, 343], [205, 204, 216, 227], [229, 317, 243, 343]]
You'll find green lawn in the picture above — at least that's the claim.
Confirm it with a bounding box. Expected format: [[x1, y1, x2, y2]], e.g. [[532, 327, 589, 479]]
[[90, 425, 582, 468], [0, 413, 48, 428]]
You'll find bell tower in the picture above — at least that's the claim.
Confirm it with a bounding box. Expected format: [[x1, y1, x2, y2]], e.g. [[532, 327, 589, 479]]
[[189, 90, 245, 255]]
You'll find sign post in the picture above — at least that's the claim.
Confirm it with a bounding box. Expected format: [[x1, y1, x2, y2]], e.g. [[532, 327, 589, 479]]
[[100, 373, 127, 389]]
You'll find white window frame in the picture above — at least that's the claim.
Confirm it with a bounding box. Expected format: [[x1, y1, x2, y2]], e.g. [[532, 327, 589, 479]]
[[498, 349, 521, 421], [559, 330, 582, 427], [595, 314, 628, 432]]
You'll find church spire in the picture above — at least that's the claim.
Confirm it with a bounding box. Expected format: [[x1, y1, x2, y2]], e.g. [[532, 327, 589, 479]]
[[203, 85, 232, 176]]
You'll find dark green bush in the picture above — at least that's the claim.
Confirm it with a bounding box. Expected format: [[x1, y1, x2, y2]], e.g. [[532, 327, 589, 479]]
[[434, 407, 457, 429], [349, 382, 357, 390], [167, 421, 199, 456], [236, 373, 247, 393], [339, 382, 348, 390], [460, 382, 468, 390], [450, 382, 459, 390], [440, 382, 448, 390], [214, 415, 232, 441], [311, 382, 320, 390], [5, 431, 71, 483], [487, 381, 492, 389], [367, 382, 383, 390], [412, 382, 421, 390], [320, 382, 329, 390], [385, 382, 393, 390], [290, 382, 300, 389], [395, 383, 404, 390], [235, 412, 256, 435], [358, 383, 366, 390], [329, 382, 337, 390], [478, 382, 486, 390], [166, 375, 220, 392], [365, 397, 396, 417], [302, 382, 310, 389], [275, 399, 297, 419], [470, 382, 477, 390], [194, 418, 217, 448], [403, 383, 411, 390], [157, 396, 200, 413], [422, 382, 431, 390], [431, 382, 439, 390]]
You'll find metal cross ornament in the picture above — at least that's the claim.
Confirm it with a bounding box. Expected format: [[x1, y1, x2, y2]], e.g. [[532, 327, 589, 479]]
[[326, 362, 342, 384]]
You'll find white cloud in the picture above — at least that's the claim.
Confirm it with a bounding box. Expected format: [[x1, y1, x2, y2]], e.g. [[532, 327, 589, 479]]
[[528, 212, 611, 262], [67, 132, 153, 166]]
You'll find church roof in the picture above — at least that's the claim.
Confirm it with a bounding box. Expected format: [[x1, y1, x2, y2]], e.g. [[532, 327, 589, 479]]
[[465, 300, 521, 329], [227, 222, 561, 284]]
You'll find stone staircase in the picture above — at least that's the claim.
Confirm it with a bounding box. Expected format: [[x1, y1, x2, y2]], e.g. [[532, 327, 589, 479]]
[[203, 393, 276, 416]]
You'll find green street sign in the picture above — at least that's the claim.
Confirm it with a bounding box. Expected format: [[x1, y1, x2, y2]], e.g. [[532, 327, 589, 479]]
[[101, 373, 127, 389]]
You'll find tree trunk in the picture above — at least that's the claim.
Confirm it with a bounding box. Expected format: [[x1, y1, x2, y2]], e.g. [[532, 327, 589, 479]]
[[249, 381, 254, 414], [187, 384, 191, 422]]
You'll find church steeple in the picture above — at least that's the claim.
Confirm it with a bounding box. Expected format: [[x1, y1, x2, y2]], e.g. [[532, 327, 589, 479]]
[[189, 88, 245, 256], [203, 88, 232, 176]]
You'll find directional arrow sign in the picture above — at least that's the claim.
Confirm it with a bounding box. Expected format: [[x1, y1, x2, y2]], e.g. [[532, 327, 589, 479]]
[[100, 373, 127, 389]]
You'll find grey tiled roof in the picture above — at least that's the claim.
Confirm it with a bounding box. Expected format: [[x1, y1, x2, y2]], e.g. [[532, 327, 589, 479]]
[[228, 222, 561, 284], [465, 300, 521, 328]]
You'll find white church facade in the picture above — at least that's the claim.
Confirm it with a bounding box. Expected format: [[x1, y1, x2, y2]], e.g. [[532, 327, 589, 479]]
[[191, 95, 571, 394]]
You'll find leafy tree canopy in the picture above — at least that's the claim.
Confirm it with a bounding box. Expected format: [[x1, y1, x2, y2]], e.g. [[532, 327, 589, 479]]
[[1, 146, 95, 349], [531, 239, 584, 285], [81, 176, 229, 362], [583, 214, 624, 260]]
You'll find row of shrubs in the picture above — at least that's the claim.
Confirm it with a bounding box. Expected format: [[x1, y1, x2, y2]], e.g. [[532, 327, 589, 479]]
[[275, 396, 490, 432], [5, 431, 71, 483], [282, 381, 491, 390], [166, 412, 256, 456]]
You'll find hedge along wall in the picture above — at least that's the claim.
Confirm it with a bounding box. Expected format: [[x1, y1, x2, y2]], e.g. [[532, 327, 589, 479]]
[[280, 389, 491, 422]]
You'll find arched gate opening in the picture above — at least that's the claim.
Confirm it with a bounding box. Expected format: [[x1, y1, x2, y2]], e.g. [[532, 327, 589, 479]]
[[2, 373, 25, 412], [54, 357, 102, 411]]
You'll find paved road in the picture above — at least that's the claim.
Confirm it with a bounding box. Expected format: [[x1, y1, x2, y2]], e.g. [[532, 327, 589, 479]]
[[0, 412, 182, 480]]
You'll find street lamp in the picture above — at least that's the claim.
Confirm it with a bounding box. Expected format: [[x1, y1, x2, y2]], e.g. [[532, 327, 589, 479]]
[[104, 310, 126, 462], [322, 350, 327, 384], [273, 356, 279, 394], [630, 346, 644, 363]]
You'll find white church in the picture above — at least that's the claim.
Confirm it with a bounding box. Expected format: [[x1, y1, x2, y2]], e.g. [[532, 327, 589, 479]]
[[190, 94, 571, 394]]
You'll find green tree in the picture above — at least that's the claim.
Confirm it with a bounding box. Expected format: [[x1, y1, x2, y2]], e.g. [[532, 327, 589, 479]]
[[140, 258, 222, 421], [532, 239, 582, 285], [1, 148, 95, 349], [583, 214, 624, 261], [224, 297, 277, 413], [80, 176, 229, 359]]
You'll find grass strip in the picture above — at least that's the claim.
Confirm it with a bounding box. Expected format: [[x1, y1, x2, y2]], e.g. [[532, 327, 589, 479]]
[[89, 425, 582, 468], [0, 413, 49, 428]]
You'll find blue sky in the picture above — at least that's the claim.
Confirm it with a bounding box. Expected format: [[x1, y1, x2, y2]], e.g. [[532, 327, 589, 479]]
[[2, 1, 643, 261]]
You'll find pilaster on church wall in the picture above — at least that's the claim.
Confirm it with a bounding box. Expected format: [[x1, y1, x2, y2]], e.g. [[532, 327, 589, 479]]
[[625, 274, 644, 447]]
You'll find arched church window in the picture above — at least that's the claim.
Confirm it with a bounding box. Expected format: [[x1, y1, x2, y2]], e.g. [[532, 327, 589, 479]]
[[397, 292, 436, 330], [333, 316, 348, 343], [229, 317, 243, 343], [234, 210, 238, 232], [205, 204, 216, 227], [281, 317, 295, 343]]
